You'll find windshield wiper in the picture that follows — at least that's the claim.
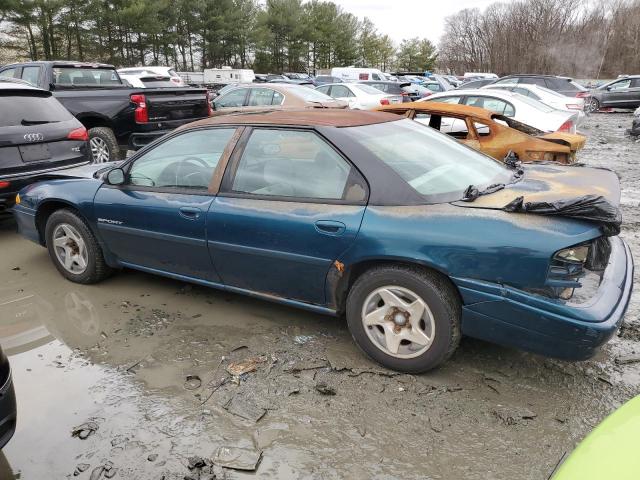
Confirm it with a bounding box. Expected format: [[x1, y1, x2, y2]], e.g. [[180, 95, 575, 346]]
[[21, 119, 59, 125], [462, 183, 506, 202]]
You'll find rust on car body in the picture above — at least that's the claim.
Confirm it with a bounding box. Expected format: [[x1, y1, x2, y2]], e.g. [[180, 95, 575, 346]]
[[377, 102, 586, 164]]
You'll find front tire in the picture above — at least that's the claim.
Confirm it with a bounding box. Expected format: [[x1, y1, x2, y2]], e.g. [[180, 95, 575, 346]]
[[45, 209, 112, 284], [88, 127, 120, 163], [346, 265, 461, 373]]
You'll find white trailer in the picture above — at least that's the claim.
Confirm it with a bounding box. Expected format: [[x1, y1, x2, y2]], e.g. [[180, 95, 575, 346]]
[[203, 67, 255, 86]]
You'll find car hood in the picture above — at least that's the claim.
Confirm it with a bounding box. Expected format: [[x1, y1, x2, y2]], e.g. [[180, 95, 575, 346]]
[[45, 161, 121, 180], [537, 132, 587, 153], [452, 163, 621, 234], [453, 163, 620, 209]]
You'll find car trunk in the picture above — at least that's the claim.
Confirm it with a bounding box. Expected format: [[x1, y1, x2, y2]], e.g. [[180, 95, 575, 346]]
[[0, 92, 89, 180], [143, 88, 209, 123]]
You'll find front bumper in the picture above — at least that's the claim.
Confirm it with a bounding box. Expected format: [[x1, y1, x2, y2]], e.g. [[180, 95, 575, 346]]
[[455, 236, 634, 360], [0, 372, 17, 449], [13, 204, 40, 244]]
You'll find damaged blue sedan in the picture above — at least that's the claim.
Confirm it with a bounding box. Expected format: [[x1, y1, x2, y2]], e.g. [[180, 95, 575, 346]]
[[13, 110, 634, 372]]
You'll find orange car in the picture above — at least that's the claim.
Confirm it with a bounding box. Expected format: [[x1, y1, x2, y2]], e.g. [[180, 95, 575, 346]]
[[378, 102, 586, 164]]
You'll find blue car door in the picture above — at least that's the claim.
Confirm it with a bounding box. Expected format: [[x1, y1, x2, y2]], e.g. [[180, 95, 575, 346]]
[[206, 128, 368, 305], [93, 127, 239, 281]]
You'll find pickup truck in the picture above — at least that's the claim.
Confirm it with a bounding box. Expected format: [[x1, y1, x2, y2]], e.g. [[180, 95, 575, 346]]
[[0, 61, 212, 162]]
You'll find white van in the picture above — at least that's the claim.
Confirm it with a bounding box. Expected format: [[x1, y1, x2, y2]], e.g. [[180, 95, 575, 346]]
[[203, 67, 255, 85], [330, 67, 387, 82]]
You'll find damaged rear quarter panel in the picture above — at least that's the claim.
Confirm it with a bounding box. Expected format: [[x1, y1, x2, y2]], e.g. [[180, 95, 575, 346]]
[[336, 203, 602, 299]]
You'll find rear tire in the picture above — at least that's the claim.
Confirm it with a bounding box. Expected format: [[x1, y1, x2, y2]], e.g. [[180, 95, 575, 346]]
[[587, 97, 600, 113], [88, 127, 120, 163], [45, 209, 112, 284], [346, 265, 461, 373]]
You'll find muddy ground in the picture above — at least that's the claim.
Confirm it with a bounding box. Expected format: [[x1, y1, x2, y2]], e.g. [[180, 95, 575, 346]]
[[0, 112, 638, 480]]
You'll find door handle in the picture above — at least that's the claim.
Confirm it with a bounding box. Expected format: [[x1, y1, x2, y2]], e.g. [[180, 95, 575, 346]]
[[179, 206, 201, 220], [314, 220, 346, 236]]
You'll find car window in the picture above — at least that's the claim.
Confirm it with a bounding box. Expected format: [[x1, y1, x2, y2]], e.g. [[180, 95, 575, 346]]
[[425, 83, 442, 92], [518, 77, 547, 87], [493, 78, 517, 85], [330, 85, 354, 98], [231, 129, 362, 201], [0, 67, 19, 79], [316, 85, 331, 95], [632, 78, 640, 88], [609, 79, 631, 90], [0, 93, 74, 127], [465, 96, 515, 117], [248, 88, 284, 106], [21, 66, 41, 86], [372, 73, 382, 80], [288, 86, 334, 102], [216, 88, 248, 107], [415, 113, 469, 139], [128, 128, 236, 190], [345, 119, 510, 199], [473, 121, 491, 137]]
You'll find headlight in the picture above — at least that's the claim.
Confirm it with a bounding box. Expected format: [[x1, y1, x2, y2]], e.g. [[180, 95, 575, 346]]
[[525, 151, 555, 161], [554, 245, 590, 264]]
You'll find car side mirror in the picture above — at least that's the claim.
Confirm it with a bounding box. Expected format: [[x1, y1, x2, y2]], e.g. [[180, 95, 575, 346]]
[[606, 86, 612, 91], [105, 168, 125, 185]]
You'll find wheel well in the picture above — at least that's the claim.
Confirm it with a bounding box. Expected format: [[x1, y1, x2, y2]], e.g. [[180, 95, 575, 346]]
[[77, 116, 112, 132], [333, 259, 461, 314], [35, 201, 77, 245]]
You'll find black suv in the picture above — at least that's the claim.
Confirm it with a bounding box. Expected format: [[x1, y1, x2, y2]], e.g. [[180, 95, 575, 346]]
[[491, 75, 588, 97], [0, 79, 89, 212]]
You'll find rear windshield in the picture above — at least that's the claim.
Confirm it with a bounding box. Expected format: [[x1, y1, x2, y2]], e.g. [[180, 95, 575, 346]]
[[511, 93, 555, 113], [0, 93, 74, 127], [53, 67, 123, 86], [289, 86, 333, 101], [355, 84, 385, 95], [345, 119, 511, 201], [141, 77, 175, 87]]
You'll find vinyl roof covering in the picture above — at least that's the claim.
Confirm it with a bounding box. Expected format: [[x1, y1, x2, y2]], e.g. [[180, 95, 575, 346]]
[[186, 109, 402, 128]]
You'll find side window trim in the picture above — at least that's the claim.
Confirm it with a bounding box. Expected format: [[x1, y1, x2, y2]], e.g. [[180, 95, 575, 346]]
[[219, 126, 369, 205], [115, 126, 241, 195]]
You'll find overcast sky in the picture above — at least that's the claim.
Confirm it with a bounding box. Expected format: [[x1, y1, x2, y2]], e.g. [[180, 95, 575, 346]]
[[335, 0, 514, 45]]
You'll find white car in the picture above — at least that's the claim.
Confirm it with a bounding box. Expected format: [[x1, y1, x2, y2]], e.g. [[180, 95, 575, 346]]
[[315, 83, 402, 110], [419, 89, 580, 133], [482, 83, 585, 119], [117, 66, 184, 86]]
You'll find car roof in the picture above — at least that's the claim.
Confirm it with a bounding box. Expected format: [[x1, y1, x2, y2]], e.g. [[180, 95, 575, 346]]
[[0, 78, 49, 93], [501, 74, 573, 80], [185, 109, 400, 128], [4, 60, 116, 69], [380, 101, 496, 121]]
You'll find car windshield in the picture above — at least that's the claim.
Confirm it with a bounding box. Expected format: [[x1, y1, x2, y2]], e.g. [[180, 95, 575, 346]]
[[345, 119, 511, 200], [289, 86, 334, 101]]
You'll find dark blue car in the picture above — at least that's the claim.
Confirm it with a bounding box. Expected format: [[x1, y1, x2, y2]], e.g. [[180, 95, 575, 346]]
[[12, 110, 633, 372]]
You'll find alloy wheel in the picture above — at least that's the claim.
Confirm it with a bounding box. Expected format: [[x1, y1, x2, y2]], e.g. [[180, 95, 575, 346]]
[[52, 223, 88, 274], [90, 136, 110, 163], [361, 285, 435, 359]]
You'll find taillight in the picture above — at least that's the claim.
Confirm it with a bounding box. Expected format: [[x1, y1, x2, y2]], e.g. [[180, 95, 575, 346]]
[[171, 77, 180, 84], [205, 91, 213, 116], [558, 120, 573, 132], [0, 181, 10, 190], [575, 92, 590, 98], [130, 94, 148, 123], [379, 98, 390, 105], [67, 126, 89, 141]]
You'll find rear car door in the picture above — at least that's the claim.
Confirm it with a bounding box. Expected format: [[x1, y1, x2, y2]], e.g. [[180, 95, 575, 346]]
[[207, 127, 368, 305], [93, 127, 239, 281]]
